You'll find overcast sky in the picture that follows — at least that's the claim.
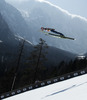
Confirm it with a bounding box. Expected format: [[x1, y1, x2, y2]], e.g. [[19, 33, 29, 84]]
[[5, 0, 87, 18]]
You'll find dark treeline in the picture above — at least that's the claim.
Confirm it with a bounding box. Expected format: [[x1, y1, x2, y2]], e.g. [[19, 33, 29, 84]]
[[0, 57, 87, 94], [0, 38, 87, 94]]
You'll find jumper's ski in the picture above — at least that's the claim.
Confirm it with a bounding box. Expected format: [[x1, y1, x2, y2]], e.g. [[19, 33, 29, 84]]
[[41, 31, 75, 40]]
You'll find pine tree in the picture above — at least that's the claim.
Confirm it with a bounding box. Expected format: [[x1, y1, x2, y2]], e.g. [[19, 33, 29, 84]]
[[27, 38, 48, 83]]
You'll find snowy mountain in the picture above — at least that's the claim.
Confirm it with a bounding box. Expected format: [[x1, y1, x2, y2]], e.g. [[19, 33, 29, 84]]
[[0, 0, 32, 41], [0, 11, 33, 49], [0, 13, 21, 49], [5, 0, 87, 54], [0, 12, 33, 75]]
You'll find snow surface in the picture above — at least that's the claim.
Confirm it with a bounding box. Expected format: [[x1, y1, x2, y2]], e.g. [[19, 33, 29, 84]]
[[0, 40, 3, 43], [15, 35, 33, 45], [4, 74, 87, 100]]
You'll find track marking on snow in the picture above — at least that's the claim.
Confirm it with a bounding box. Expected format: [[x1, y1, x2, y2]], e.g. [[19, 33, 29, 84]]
[[43, 81, 87, 99]]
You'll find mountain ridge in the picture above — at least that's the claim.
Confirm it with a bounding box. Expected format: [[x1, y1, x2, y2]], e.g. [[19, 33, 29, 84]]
[[5, 0, 87, 54], [0, 0, 32, 41]]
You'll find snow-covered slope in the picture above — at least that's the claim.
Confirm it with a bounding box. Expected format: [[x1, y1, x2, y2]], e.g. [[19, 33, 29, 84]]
[[4, 74, 87, 100], [0, 0, 32, 41], [0, 13, 17, 45], [5, 0, 87, 54]]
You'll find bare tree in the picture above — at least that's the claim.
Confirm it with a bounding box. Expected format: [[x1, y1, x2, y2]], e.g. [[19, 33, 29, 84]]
[[11, 39, 25, 90]]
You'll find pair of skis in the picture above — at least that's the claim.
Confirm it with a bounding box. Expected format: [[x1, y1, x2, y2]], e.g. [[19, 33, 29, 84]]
[[41, 31, 75, 40]]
